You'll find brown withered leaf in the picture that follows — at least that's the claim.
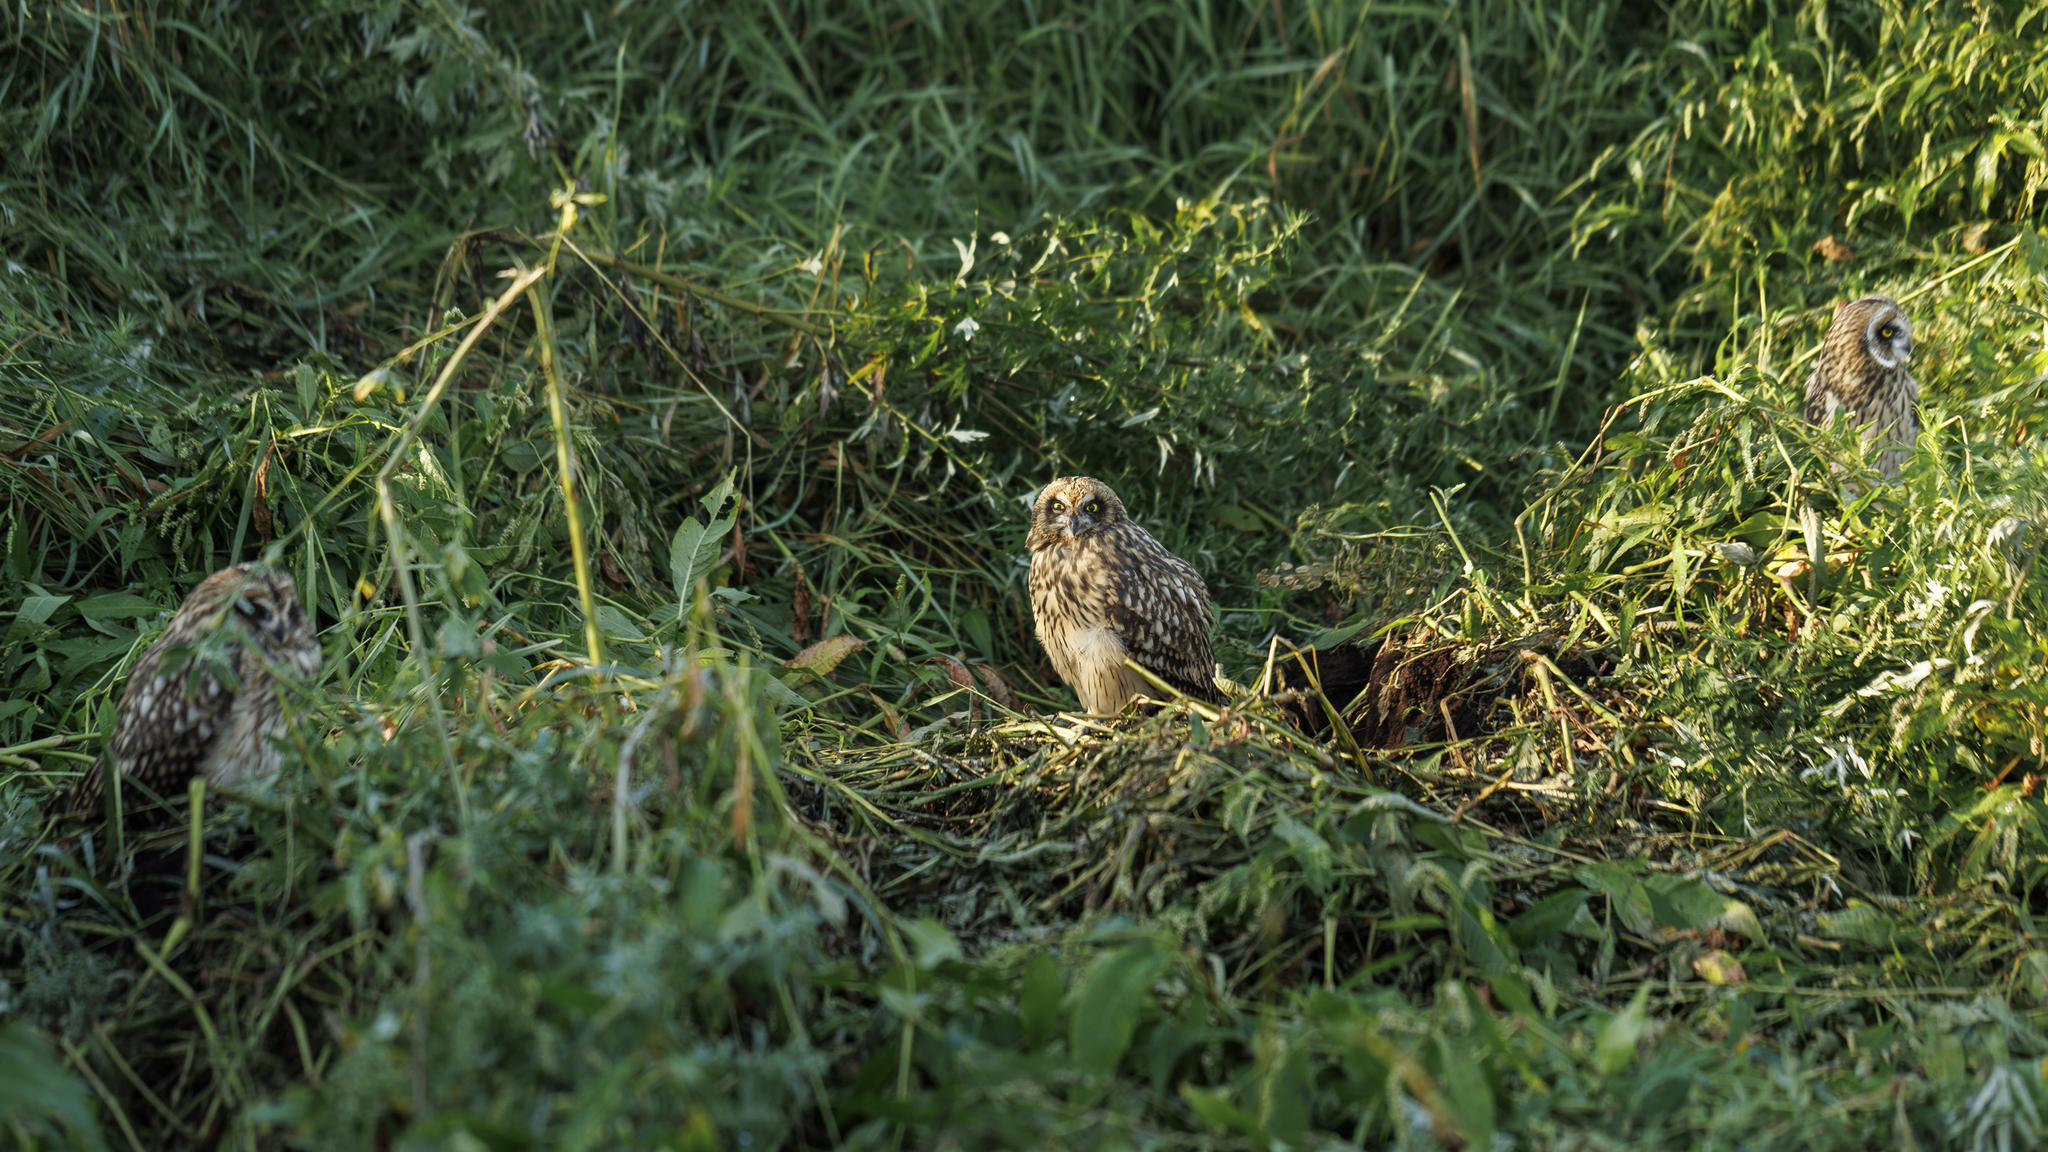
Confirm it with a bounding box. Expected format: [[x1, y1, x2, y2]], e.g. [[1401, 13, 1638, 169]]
[[251, 445, 274, 541], [928, 655, 974, 691], [861, 686, 907, 740], [789, 566, 812, 643], [1962, 222, 1993, 254], [785, 635, 865, 682], [1812, 234, 1855, 263], [928, 655, 978, 720], [971, 663, 1017, 712]]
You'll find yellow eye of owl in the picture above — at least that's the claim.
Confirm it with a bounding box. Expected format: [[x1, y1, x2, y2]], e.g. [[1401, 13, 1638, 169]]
[[1050, 500, 1066, 513], [1084, 501, 1100, 514], [1878, 325, 1895, 339]]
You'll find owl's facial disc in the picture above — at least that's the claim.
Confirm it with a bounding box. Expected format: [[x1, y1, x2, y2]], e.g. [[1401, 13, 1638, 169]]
[[1866, 309, 1911, 368], [1068, 493, 1107, 536], [232, 575, 303, 647], [1045, 490, 1104, 538]]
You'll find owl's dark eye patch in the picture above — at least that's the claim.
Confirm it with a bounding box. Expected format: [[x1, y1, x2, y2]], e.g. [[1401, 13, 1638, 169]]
[[1084, 501, 1101, 514], [1878, 324, 1896, 339]]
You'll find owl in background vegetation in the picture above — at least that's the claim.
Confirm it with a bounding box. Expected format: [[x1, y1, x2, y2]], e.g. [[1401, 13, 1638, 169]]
[[1027, 477, 1222, 715], [68, 566, 321, 817], [1803, 294, 1919, 482]]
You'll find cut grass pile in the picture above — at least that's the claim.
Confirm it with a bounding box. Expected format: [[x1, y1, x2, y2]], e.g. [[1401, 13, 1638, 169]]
[[4, 0, 2048, 1148]]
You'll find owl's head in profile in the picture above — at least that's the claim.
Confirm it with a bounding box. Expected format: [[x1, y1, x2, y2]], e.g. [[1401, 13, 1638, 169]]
[[1027, 476, 1129, 550], [1834, 294, 1913, 369]]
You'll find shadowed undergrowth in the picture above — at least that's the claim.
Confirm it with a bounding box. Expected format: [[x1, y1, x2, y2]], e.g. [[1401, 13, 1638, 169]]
[[4, 0, 2048, 1148]]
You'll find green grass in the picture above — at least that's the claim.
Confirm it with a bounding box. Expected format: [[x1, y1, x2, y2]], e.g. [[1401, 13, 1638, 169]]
[[3, 0, 2048, 1148]]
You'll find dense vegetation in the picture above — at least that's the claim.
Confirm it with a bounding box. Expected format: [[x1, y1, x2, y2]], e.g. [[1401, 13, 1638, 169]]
[[3, 0, 2047, 1146]]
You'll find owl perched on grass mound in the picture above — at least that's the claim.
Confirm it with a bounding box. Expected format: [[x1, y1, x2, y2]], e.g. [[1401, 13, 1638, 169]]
[[1027, 477, 1222, 714], [1804, 294, 1919, 482], [68, 566, 321, 817]]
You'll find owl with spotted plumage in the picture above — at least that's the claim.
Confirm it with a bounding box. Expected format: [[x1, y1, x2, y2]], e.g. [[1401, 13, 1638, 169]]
[[1804, 294, 1919, 482], [1027, 477, 1222, 715], [68, 566, 320, 817]]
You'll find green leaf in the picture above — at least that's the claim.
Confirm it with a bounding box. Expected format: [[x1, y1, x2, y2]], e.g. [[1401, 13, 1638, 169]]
[[669, 514, 733, 606], [1645, 875, 1765, 942], [1207, 502, 1264, 532], [1508, 887, 1591, 949], [1019, 951, 1063, 1049], [594, 605, 647, 643], [1068, 941, 1171, 1078], [668, 471, 740, 608], [1310, 616, 1373, 649], [294, 361, 323, 418], [759, 676, 810, 708], [0, 1023, 106, 1150], [540, 979, 608, 1016], [1270, 812, 1334, 894], [1576, 861, 1655, 936], [1178, 1083, 1265, 1142], [13, 594, 71, 630], [1456, 893, 1517, 975], [1484, 971, 1541, 1019], [698, 468, 737, 518], [1435, 1035, 1495, 1151], [1816, 903, 1903, 948], [396, 1111, 538, 1152], [958, 606, 994, 658], [904, 917, 962, 969], [75, 592, 162, 620], [1597, 985, 1651, 1077]]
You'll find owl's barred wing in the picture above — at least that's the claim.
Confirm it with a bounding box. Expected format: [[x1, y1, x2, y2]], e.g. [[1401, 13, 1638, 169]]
[[67, 646, 241, 816], [1102, 536, 1221, 704], [1105, 600, 1220, 702]]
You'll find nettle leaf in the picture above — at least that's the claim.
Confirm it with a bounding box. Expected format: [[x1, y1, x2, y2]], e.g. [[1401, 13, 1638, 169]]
[[1645, 875, 1766, 942], [1068, 940, 1173, 1078], [1576, 861, 1656, 937], [1508, 887, 1591, 949]]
